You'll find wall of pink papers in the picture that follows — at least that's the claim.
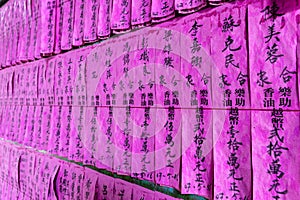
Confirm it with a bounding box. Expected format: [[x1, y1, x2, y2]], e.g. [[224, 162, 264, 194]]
[[0, 0, 300, 200], [0, 0, 250, 68]]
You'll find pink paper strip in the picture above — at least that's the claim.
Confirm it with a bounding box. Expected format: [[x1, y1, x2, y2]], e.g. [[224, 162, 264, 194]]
[[72, 0, 85, 46], [126, 31, 155, 182], [83, 168, 98, 200], [151, 0, 175, 23], [34, 0, 42, 59], [54, 0, 63, 54], [83, 0, 99, 42], [40, 0, 56, 55], [111, 0, 131, 32], [180, 13, 213, 198], [211, 6, 251, 199], [131, 0, 151, 26], [114, 179, 133, 200], [154, 26, 181, 191], [55, 161, 72, 200], [95, 173, 115, 200], [97, 0, 111, 38], [249, 2, 300, 199], [69, 165, 84, 200], [133, 184, 154, 200], [61, 0, 74, 50]]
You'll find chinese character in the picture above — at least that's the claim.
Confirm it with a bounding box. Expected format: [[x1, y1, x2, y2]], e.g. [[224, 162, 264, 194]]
[[219, 74, 231, 88], [222, 36, 241, 52], [265, 23, 280, 43], [236, 71, 248, 86], [280, 66, 296, 83], [261, 2, 283, 22], [266, 43, 283, 64], [189, 21, 203, 37], [222, 14, 240, 32], [225, 54, 239, 68], [257, 70, 272, 87]]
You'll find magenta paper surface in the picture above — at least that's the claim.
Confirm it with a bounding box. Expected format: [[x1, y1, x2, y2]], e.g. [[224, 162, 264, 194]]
[[40, 101, 54, 150], [5, 3, 12, 66], [131, 0, 151, 26], [129, 31, 156, 182], [11, 1, 19, 65], [18, 104, 29, 144], [40, 0, 56, 55], [60, 52, 75, 105], [19, 150, 36, 199], [48, 105, 62, 155], [97, 0, 111, 38], [211, 6, 251, 199], [115, 179, 133, 200], [133, 185, 154, 200], [19, 0, 30, 61], [36, 60, 47, 148], [180, 14, 213, 197], [83, 107, 103, 168], [151, 0, 175, 22], [249, 2, 300, 199], [25, 65, 39, 146], [28, 0, 37, 60], [54, 0, 63, 54], [153, 27, 181, 191], [58, 106, 71, 157], [73, 47, 91, 107], [40, 71, 55, 150], [40, 103, 53, 147], [69, 48, 91, 163], [72, 0, 85, 46], [34, 0, 42, 59], [113, 106, 133, 175], [69, 165, 84, 200], [95, 173, 115, 200], [36, 155, 60, 200], [83, 168, 98, 200], [83, 0, 99, 42], [111, 0, 131, 32], [61, 0, 74, 50], [112, 34, 145, 176], [56, 161, 72, 200], [86, 39, 121, 170]]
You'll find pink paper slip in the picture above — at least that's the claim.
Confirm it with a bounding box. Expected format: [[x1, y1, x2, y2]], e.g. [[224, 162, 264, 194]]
[[69, 165, 84, 200], [211, 6, 251, 200], [180, 13, 213, 198], [111, 0, 131, 33], [83, 0, 99, 42], [54, 0, 63, 54], [151, 0, 175, 23], [131, 0, 151, 27], [95, 173, 115, 200], [40, 0, 56, 55], [249, 2, 300, 199], [55, 161, 72, 200], [97, 0, 111, 38], [61, 0, 74, 50], [83, 167, 98, 200], [153, 26, 181, 191], [72, 0, 85, 46], [114, 179, 133, 200], [132, 184, 155, 200]]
